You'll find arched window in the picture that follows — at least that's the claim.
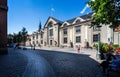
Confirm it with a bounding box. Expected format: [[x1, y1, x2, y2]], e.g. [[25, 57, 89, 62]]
[[48, 21, 53, 27], [76, 19, 80, 23], [63, 23, 67, 26]]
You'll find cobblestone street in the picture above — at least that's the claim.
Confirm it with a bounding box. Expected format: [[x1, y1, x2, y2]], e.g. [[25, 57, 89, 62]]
[[0, 47, 104, 77], [0, 48, 28, 77], [32, 49, 102, 77]]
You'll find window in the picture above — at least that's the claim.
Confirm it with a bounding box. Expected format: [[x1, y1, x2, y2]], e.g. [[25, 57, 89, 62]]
[[41, 40, 43, 44], [49, 29, 53, 36], [63, 28, 67, 35], [76, 19, 80, 23], [76, 36, 81, 43], [36, 41, 38, 44], [93, 34, 98, 42], [76, 26, 81, 33], [41, 34, 43, 38], [64, 37, 67, 43], [33, 41, 35, 44], [63, 23, 67, 26], [33, 35, 35, 39], [48, 22, 53, 27], [36, 34, 38, 39]]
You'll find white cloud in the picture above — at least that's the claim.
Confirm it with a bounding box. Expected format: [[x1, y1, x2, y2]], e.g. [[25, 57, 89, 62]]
[[51, 8, 55, 12], [80, 4, 89, 14]]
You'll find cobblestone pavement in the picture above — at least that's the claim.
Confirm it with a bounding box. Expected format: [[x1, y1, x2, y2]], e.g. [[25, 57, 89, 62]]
[[19, 50, 55, 77], [25, 48, 103, 77], [0, 47, 104, 77], [0, 48, 28, 77]]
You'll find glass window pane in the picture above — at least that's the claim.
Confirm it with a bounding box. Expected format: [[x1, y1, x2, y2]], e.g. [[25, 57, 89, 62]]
[[63, 28, 67, 35], [76, 36, 81, 43], [64, 37, 67, 43], [93, 34, 98, 42], [76, 26, 81, 33]]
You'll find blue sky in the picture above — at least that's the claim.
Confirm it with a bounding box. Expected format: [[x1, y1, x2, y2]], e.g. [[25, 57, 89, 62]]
[[8, 0, 91, 34]]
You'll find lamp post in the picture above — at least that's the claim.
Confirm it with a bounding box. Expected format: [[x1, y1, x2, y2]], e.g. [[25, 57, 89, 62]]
[[96, 33, 100, 60]]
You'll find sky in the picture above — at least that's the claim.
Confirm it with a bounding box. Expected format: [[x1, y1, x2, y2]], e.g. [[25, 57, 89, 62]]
[[8, 0, 92, 34]]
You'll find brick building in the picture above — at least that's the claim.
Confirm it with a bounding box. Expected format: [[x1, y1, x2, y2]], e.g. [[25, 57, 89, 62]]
[[0, 0, 8, 54]]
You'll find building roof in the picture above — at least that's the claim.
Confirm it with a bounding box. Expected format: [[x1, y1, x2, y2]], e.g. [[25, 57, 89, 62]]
[[80, 12, 93, 19], [65, 12, 93, 24], [66, 18, 76, 23], [50, 16, 63, 24], [44, 12, 93, 28], [44, 16, 63, 28]]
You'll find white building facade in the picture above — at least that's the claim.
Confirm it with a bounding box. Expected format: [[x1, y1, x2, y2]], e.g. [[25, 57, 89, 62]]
[[28, 13, 114, 48]]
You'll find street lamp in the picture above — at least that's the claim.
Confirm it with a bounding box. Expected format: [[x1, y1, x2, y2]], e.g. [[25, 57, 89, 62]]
[[96, 33, 100, 60]]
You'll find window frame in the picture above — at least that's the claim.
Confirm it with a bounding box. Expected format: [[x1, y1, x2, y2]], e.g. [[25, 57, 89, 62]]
[[93, 34, 99, 42], [63, 37, 67, 43], [75, 26, 81, 33], [76, 36, 81, 43], [63, 28, 67, 35], [76, 19, 80, 23], [49, 29, 53, 36]]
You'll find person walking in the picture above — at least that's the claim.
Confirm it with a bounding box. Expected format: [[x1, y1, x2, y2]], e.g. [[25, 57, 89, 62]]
[[77, 45, 80, 53]]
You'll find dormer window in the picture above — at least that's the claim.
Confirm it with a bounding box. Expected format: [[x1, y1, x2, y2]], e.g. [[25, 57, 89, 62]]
[[48, 21, 53, 27], [76, 19, 80, 23], [63, 23, 67, 26]]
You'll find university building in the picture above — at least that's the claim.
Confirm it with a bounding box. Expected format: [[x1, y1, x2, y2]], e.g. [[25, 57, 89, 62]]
[[0, 0, 8, 54], [29, 13, 118, 48]]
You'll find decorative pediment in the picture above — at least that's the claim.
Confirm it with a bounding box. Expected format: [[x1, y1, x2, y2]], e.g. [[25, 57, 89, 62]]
[[72, 17, 85, 24], [44, 17, 63, 28], [61, 21, 70, 27]]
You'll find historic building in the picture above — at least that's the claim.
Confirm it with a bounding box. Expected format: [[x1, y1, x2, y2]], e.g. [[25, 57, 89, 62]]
[[113, 25, 120, 45], [29, 12, 114, 48], [29, 30, 44, 47], [0, 0, 8, 54]]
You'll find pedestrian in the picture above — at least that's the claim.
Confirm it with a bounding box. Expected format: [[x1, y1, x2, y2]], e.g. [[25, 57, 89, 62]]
[[33, 44, 35, 50], [39, 44, 41, 48], [77, 45, 80, 53], [29, 43, 32, 49]]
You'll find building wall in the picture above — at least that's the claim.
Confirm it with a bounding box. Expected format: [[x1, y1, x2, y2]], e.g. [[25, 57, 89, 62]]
[[43, 28, 48, 46], [0, 0, 8, 54], [29, 16, 114, 48]]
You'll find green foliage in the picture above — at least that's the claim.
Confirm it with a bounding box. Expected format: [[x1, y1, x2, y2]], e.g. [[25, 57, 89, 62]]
[[7, 27, 28, 46], [87, 0, 120, 28], [94, 42, 109, 53], [112, 44, 119, 51], [94, 42, 120, 53], [21, 27, 28, 46]]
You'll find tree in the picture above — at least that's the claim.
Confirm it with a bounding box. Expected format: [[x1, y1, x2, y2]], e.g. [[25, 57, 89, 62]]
[[7, 34, 13, 45], [21, 27, 28, 46], [13, 33, 18, 43], [17, 31, 22, 45], [38, 21, 42, 32], [87, 0, 120, 28]]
